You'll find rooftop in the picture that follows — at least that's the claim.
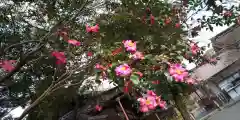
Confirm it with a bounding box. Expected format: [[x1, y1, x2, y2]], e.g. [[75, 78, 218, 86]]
[[210, 24, 239, 42]]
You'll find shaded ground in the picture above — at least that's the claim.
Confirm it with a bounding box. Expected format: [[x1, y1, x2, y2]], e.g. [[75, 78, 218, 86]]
[[207, 101, 240, 120]]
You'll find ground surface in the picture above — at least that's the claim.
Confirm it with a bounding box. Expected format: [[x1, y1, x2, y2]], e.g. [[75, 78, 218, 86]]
[[207, 102, 240, 120]]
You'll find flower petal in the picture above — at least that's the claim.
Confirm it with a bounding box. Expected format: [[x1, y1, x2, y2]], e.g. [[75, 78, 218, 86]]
[[68, 39, 81, 46]]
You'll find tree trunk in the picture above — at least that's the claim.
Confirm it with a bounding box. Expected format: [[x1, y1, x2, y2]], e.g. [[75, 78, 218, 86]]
[[174, 95, 192, 120], [17, 86, 51, 120]]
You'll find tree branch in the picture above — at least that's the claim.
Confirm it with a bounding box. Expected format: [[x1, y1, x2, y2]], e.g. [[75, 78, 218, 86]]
[[15, 1, 91, 119], [0, 44, 44, 84]]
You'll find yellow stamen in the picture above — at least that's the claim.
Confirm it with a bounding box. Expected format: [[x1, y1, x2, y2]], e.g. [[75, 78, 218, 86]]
[[128, 42, 134, 47], [120, 66, 127, 71], [146, 100, 151, 105], [176, 70, 182, 74]]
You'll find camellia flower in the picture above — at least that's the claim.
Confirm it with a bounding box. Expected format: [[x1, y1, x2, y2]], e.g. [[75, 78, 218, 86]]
[[138, 96, 157, 112], [52, 51, 66, 65], [223, 11, 232, 17], [169, 64, 188, 82], [190, 42, 199, 55], [135, 71, 143, 78], [186, 77, 195, 84], [150, 14, 155, 25], [67, 39, 81, 46], [86, 24, 99, 33], [115, 64, 132, 77], [147, 90, 156, 96], [132, 51, 144, 60], [175, 23, 181, 28], [95, 105, 102, 112], [122, 40, 137, 52], [95, 63, 106, 71], [87, 51, 93, 57], [165, 18, 171, 24], [156, 96, 167, 109], [152, 80, 160, 84], [0, 60, 16, 72], [138, 90, 163, 112]]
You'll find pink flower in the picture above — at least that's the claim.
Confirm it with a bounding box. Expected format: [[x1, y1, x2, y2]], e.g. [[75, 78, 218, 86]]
[[52, 51, 66, 65], [223, 11, 232, 17], [190, 42, 199, 55], [150, 14, 155, 25], [140, 106, 149, 112], [147, 90, 156, 96], [158, 101, 167, 109], [135, 71, 143, 78], [156, 97, 166, 109], [122, 40, 137, 52], [95, 105, 102, 112], [137, 95, 158, 112], [175, 23, 181, 28], [152, 80, 160, 84], [132, 51, 144, 60], [67, 39, 81, 46], [186, 77, 195, 84], [169, 64, 188, 82], [115, 64, 132, 77], [86, 24, 99, 33], [95, 63, 106, 71], [0, 60, 16, 72], [87, 51, 93, 57], [165, 18, 171, 25], [146, 96, 158, 108]]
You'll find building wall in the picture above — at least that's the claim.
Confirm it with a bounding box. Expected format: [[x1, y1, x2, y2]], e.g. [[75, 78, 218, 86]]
[[205, 81, 222, 95], [191, 49, 240, 82], [211, 25, 240, 53], [210, 59, 240, 83]]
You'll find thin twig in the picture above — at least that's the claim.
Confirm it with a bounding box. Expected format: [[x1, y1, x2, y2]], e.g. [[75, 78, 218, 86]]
[[155, 113, 161, 120], [0, 44, 44, 84], [3, 40, 40, 53], [116, 98, 129, 120]]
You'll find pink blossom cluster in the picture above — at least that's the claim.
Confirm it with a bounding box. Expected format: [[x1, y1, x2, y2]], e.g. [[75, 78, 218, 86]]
[[122, 40, 144, 60], [52, 24, 100, 65], [169, 64, 196, 84], [137, 90, 166, 112]]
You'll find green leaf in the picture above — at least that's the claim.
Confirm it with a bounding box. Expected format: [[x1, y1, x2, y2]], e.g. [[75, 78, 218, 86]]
[[144, 54, 153, 59], [130, 74, 140, 85]]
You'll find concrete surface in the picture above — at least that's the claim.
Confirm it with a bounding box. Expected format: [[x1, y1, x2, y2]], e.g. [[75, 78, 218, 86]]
[[206, 101, 240, 120]]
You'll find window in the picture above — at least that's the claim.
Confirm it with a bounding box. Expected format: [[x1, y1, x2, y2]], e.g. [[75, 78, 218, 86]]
[[219, 72, 240, 91]]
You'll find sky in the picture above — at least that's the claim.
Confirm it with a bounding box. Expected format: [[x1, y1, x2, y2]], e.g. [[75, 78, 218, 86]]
[[183, 2, 232, 70], [184, 24, 230, 70]]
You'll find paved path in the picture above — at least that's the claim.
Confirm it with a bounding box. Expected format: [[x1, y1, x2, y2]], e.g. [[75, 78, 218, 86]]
[[207, 102, 240, 120]]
